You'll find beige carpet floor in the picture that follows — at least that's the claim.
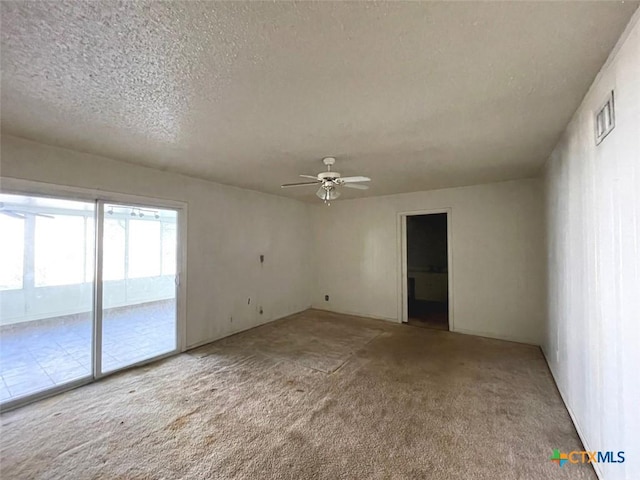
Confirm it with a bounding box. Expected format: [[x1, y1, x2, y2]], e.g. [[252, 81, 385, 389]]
[[0, 309, 594, 479]]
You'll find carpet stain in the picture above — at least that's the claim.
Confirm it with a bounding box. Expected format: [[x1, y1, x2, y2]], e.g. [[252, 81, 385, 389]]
[[165, 406, 202, 431]]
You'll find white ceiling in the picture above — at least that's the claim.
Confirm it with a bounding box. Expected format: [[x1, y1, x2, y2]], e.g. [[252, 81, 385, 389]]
[[1, 1, 637, 201]]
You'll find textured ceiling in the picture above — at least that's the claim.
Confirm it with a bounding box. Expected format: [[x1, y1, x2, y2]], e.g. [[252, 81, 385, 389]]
[[1, 1, 638, 201]]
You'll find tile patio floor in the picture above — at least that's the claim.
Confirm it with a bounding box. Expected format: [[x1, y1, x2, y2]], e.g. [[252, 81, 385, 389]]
[[0, 299, 176, 403]]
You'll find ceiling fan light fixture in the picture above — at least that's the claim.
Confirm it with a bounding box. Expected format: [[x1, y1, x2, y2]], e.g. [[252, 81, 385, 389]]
[[316, 185, 340, 202]]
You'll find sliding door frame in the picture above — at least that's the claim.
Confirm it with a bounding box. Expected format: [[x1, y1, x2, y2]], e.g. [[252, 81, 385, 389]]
[[95, 199, 182, 378], [94, 200, 104, 378], [0, 177, 188, 410]]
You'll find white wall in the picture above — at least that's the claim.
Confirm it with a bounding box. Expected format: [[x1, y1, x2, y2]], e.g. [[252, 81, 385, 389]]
[[543, 11, 640, 480], [0, 135, 313, 348], [312, 178, 545, 345]]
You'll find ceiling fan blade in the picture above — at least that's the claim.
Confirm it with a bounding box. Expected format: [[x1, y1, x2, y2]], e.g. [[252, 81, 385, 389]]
[[0, 208, 54, 219], [1, 210, 25, 219], [343, 183, 369, 190], [281, 181, 320, 188], [341, 176, 371, 183], [299, 175, 319, 180]]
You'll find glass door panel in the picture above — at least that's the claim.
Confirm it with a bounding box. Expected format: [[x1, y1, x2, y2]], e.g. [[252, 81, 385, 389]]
[[0, 194, 94, 404], [100, 204, 177, 374]]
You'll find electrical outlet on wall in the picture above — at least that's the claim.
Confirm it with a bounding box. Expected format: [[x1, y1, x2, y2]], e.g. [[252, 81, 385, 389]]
[[325, 295, 329, 301]]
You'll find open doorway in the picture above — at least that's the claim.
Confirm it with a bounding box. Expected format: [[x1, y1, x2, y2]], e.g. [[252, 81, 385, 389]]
[[406, 213, 449, 330]]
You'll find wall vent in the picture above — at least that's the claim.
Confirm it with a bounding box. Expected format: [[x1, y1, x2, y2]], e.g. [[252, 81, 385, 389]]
[[595, 90, 615, 145]]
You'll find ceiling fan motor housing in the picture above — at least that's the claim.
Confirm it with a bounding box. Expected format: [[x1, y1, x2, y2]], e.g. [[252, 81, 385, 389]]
[[318, 171, 341, 181]]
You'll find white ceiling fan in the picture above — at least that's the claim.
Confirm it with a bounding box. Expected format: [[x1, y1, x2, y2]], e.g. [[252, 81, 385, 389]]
[[281, 157, 371, 204], [0, 202, 54, 219]]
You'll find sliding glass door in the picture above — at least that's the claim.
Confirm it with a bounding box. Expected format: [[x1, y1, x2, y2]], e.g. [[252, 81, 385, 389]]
[[99, 203, 178, 374], [0, 192, 181, 408], [0, 194, 94, 403]]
